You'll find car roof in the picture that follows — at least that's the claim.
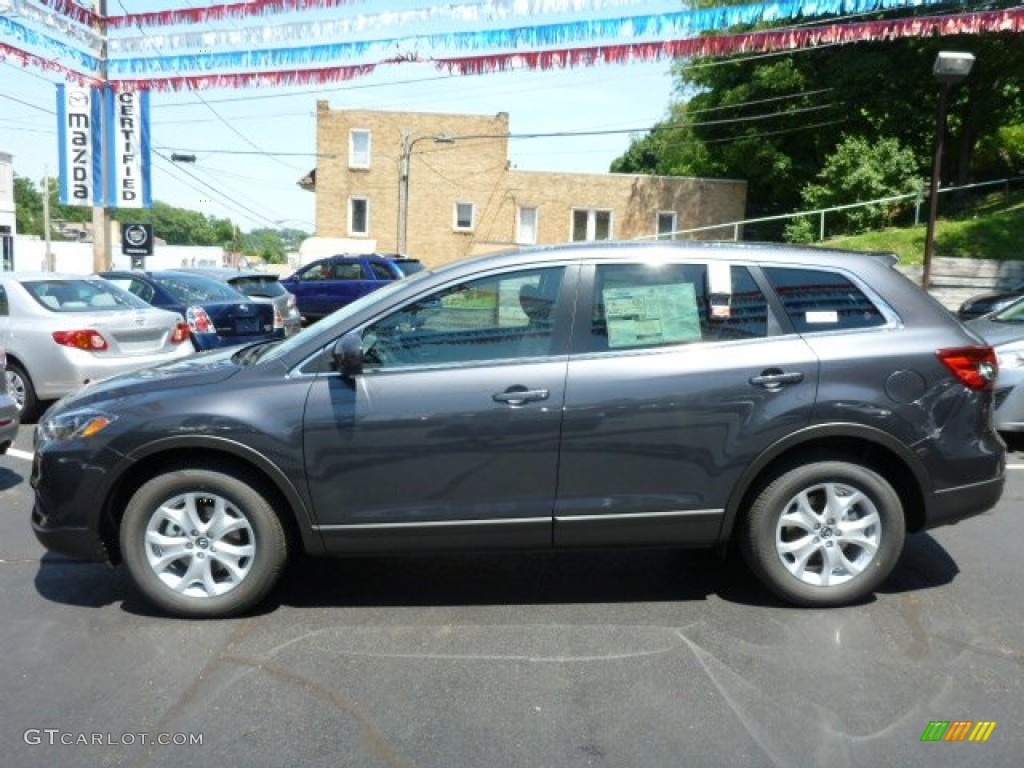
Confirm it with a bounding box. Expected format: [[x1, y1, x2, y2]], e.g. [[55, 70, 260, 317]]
[[3, 272, 109, 281], [174, 267, 277, 279], [434, 240, 897, 272]]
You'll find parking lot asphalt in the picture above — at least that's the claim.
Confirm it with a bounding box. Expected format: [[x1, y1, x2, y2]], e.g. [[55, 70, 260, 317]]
[[1, 424, 1022, 768]]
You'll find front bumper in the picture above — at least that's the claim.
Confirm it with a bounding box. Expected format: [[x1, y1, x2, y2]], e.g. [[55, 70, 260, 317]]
[[0, 392, 17, 454], [30, 443, 120, 563]]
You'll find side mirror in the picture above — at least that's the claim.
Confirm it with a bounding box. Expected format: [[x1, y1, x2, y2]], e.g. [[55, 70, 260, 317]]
[[332, 331, 364, 378]]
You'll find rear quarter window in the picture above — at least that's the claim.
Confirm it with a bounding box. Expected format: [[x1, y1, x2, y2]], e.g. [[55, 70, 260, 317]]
[[762, 267, 886, 332]]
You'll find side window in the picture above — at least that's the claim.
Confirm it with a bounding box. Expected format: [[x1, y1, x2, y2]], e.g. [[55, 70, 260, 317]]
[[349, 197, 369, 236], [107, 277, 154, 303], [0, 285, 7, 315], [333, 262, 367, 280], [762, 267, 886, 332], [657, 211, 677, 240], [349, 129, 371, 169], [362, 267, 565, 368], [572, 209, 613, 242], [368, 262, 393, 280], [588, 263, 768, 352], [517, 206, 538, 244], [454, 202, 475, 232], [299, 263, 330, 281]]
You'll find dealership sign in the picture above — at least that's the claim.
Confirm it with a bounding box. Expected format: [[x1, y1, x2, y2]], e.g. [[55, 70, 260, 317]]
[[56, 84, 103, 206], [56, 85, 152, 209], [106, 89, 152, 209]]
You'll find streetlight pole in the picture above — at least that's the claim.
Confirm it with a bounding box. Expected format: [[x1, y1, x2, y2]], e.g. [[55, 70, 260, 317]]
[[91, 0, 111, 273], [922, 51, 974, 290]]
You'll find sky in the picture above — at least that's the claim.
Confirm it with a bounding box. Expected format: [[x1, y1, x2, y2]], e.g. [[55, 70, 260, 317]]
[[1, 0, 682, 233]]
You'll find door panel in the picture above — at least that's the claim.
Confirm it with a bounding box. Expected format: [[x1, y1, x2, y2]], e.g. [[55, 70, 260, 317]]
[[302, 264, 573, 553], [554, 261, 820, 547]]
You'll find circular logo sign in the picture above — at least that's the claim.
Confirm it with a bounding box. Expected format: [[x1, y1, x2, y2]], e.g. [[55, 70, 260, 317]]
[[125, 225, 149, 247], [68, 91, 89, 108]]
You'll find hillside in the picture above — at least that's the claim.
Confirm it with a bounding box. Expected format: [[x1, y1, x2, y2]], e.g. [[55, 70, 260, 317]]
[[821, 187, 1024, 265]]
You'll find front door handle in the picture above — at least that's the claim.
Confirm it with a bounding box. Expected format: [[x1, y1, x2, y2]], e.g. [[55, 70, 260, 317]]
[[493, 387, 550, 406], [749, 370, 804, 389]]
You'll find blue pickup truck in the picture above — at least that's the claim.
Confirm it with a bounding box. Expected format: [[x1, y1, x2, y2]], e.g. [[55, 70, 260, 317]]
[[280, 253, 424, 324]]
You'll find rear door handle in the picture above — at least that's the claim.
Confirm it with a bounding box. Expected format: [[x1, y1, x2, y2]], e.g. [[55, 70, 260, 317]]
[[749, 370, 804, 389], [493, 387, 550, 405]]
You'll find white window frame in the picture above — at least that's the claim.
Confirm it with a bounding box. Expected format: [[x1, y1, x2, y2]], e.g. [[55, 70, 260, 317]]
[[454, 201, 475, 232], [516, 205, 539, 245], [657, 211, 678, 240], [571, 208, 614, 242], [348, 196, 370, 236], [349, 129, 371, 169]]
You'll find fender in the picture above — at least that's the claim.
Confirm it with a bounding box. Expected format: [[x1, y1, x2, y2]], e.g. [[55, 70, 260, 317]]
[[719, 422, 930, 540], [110, 434, 325, 555]]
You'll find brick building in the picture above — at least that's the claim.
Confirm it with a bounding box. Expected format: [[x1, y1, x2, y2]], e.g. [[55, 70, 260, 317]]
[[304, 102, 747, 268]]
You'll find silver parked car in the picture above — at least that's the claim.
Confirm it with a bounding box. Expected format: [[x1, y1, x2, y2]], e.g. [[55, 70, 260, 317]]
[[0, 273, 195, 420], [966, 295, 1024, 432], [173, 268, 302, 337], [0, 346, 18, 454]]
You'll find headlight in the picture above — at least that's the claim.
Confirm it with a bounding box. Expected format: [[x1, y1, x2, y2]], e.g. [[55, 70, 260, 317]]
[[37, 410, 116, 442]]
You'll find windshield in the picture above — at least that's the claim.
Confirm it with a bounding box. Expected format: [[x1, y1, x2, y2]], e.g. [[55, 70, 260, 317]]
[[23, 278, 152, 312], [155, 273, 249, 303], [230, 276, 287, 298], [259, 267, 433, 364]]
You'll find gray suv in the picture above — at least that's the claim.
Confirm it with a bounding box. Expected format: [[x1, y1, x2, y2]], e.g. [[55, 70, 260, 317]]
[[31, 242, 1005, 618]]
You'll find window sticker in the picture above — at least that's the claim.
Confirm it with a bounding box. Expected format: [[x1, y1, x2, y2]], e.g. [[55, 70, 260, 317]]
[[805, 310, 839, 324], [603, 283, 701, 348]]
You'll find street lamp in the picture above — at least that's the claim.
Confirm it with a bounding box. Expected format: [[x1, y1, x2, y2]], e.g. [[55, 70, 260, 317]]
[[397, 132, 456, 254], [922, 51, 975, 289]]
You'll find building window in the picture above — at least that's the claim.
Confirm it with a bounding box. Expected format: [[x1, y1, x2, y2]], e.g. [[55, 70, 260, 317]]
[[572, 209, 613, 242], [349, 129, 371, 169], [349, 197, 369, 236], [454, 201, 475, 232], [517, 206, 538, 244], [657, 211, 678, 240]]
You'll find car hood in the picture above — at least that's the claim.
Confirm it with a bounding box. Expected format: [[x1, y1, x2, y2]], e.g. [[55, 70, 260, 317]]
[[964, 317, 1024, 347], [51, 347, 243, 412]]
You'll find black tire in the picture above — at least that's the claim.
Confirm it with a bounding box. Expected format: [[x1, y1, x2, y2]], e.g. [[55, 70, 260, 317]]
[[6, 362, 40, 423], [740, 461, 905, 607], [120, 467, 288, 618]]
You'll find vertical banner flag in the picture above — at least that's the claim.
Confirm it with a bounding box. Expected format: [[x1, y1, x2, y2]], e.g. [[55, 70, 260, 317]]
[[106, 88, 152, 208], [56, 84, 103, 206]]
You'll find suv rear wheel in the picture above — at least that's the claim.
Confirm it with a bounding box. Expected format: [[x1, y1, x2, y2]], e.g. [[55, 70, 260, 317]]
[[741, 461, 905, 607], [120, 468, 287, 618]]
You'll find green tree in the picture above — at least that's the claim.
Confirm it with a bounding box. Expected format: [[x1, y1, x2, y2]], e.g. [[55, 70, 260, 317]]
[[784, 136, 921, 242], [13, 175, 44, 237], [611, 4, 1024, 237]]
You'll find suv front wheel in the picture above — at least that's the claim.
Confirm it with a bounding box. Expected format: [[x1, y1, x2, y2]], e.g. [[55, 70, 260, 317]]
[[741, 461, 905, 607], [120, 467, 288, 618]]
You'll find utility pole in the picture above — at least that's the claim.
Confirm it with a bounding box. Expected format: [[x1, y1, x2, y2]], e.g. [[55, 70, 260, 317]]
[[91, 0, 111, 272], [42, 166, 53, 271]]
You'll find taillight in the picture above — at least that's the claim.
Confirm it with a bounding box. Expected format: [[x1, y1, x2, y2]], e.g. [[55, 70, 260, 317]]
[[186, 306, 213, 333], [937, 345, 998, 391], [171, 322, 191, 344], [273, 307, 284, 329], [52, 330, 109, 351]]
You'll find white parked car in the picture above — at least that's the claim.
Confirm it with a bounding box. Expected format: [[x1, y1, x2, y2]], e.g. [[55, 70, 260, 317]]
[[0, 345, 18, 453], [0, 273, 195, 420]]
